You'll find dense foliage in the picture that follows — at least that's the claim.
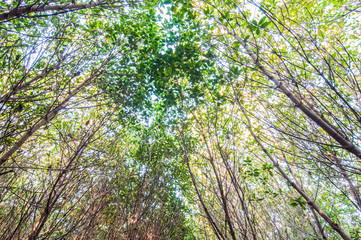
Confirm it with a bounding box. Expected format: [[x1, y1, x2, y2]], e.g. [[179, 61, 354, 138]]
[[0, 0, 360, 239]]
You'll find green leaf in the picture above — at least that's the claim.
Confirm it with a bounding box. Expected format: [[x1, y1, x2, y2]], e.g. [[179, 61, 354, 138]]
[[244, 35, 250, 42], [259, 16, 267, 25]]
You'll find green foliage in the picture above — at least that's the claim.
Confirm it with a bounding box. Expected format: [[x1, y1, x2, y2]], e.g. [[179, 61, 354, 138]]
[[1, 0, 361, 239]]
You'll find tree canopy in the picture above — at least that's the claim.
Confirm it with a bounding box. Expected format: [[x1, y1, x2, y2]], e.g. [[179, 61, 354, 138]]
[[0, 0, 361, 239]]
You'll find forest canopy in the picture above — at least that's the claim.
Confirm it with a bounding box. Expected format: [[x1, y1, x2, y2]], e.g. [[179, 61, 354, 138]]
[[0, 0, 361, 239]]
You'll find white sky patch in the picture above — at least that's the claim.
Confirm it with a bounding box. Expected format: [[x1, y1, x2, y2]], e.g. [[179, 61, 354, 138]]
[[156, 4, 178, 54], [245, 0, 261, 19], [156, 5, 172, 24]]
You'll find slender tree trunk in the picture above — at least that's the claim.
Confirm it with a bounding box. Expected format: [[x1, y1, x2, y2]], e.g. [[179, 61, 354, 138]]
[[28, 113, 108, 239], [0, 58, 110, 166], [334, 157, 361, 210], [235, 95, 352, 240], [0, 0, 107, 21], [216, 19, 361, 160], [179, 123, 226, 240]]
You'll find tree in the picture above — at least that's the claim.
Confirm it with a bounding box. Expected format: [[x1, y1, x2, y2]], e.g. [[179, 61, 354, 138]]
[[178, 0, 361, 239], [1, 0, 361, 239], [0, 1, 198, 239]]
